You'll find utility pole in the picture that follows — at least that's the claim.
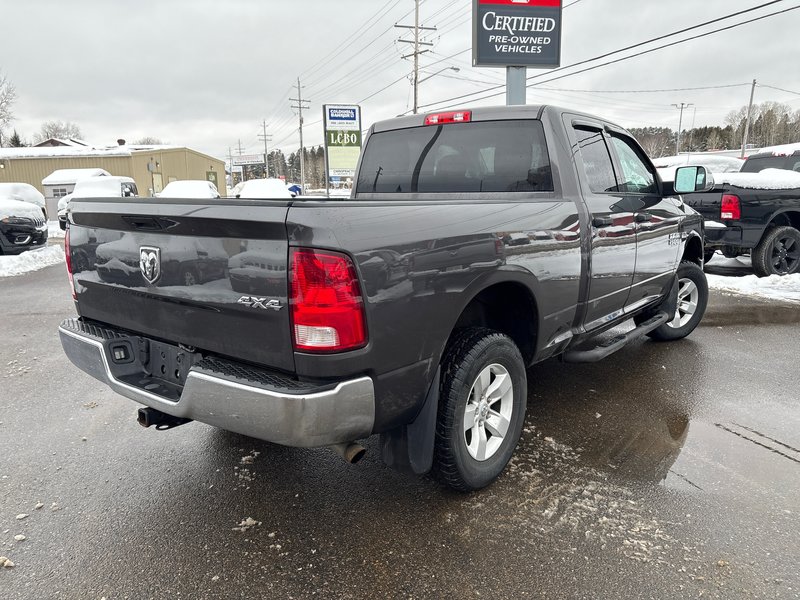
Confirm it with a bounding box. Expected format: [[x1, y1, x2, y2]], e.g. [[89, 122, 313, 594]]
[[396, 0, 436, 114], [290, 77, 310, 191], [741, 79, 757, 159], [672, 103, 693, 155], [237, 139, 243, 155], [228, 146, 234, 189], [258, 120, 273, 178]]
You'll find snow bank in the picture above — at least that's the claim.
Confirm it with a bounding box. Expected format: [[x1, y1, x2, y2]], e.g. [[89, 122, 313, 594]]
[[713, 168, 800, 190], [48, 221, 65, 239], [708, 273, 800, 302], [0, 245, 65, 278]]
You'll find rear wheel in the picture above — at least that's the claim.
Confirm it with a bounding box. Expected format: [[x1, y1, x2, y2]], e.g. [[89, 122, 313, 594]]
[[432, 328, 527, 492], [752, 226, 800, 277], [647, 261, 708, 341]]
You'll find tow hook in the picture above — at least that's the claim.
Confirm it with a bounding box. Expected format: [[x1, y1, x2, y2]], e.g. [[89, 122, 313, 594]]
[[137, 407, 192, 431]]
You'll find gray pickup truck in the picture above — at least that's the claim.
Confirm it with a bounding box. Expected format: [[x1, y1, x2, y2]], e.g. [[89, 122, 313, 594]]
[[59, 105, 707, 491]]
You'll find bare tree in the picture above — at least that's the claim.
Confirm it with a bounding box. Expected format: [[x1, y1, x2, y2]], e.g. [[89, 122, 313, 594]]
[[0, 70, 17, 146], [133, 136, 164, 145], [34, 120, 83, 144]]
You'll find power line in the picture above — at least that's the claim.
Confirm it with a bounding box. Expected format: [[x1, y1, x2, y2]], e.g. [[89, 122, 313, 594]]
[[759, 83, 800, 96], [417, 1, 798, 111], [537, 83, 752, 94], [300, 0, 401, 83]]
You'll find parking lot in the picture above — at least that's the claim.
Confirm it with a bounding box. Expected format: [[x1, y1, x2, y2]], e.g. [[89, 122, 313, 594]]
[[1, 263, 798, 599]]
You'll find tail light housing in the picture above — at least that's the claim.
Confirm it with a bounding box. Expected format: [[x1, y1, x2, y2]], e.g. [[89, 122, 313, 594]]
[[721, 194, 741, 220], [64, 225, 76, 300], [289, 248, 367, 352]]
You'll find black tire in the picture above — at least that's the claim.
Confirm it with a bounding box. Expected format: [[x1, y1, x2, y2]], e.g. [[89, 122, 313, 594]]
[[751, 226, 800, 277], [703, 249, 715, 264], [648, 261, 708, 341], [432, 327, 527, 492]]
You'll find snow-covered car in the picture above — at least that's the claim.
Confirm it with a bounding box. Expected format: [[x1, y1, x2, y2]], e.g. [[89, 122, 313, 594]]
[[0, 183, 48, 218], [58, 176, 138, 230], [235, 178, 293, 199], [158, 180, 220, 199], [0, 199, 48, 255], [654, 154, 743, 189]]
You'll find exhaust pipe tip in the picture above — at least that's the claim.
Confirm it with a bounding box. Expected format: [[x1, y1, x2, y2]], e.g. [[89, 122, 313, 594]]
[[329, 442, 366, 464]]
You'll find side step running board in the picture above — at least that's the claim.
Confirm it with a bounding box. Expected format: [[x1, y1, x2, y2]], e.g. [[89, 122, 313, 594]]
[[562, 311, 670, 364]]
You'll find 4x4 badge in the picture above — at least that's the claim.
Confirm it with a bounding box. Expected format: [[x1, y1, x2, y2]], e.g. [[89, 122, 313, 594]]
[[139, 246, 161, 284], [237, 296, 283, 311]]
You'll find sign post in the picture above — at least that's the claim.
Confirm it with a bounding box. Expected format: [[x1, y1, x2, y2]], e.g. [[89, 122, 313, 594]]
[[323, 104, 362, 197], [473, 0, 563, 105]]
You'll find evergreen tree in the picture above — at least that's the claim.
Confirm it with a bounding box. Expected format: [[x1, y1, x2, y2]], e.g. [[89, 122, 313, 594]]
[[8, 129, 24, 147]]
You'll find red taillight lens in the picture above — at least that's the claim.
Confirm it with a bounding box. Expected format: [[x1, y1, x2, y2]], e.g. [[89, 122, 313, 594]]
[[64, 225, 76, 300], [289, 248, 367, 352], [721, 194, 741, 220], [424, 110, 472, 126]]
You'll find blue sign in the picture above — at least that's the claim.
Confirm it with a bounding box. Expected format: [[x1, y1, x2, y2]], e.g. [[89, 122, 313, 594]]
[[328, 108, 357, 121]]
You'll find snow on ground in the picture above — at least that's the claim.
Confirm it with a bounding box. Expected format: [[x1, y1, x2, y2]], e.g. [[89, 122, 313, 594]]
[[705, 252, 800, 302], [707, 272, 800, 302], [0, 245, 65, 278], [48, 221, 65, 239], [706, 252, 800, 302]]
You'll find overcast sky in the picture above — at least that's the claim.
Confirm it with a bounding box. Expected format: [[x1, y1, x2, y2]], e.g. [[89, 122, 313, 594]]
[[3, 0, 799, 160]]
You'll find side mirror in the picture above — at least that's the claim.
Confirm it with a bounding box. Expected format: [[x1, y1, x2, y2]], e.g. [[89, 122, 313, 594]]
[[674, 166, 715, 194]]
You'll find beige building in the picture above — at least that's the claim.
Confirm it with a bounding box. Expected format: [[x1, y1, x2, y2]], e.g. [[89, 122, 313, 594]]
[[0, 143, 226, 216]]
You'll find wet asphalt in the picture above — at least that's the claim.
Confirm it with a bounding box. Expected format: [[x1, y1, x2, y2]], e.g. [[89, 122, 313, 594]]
[[1, 264, 799, 599]]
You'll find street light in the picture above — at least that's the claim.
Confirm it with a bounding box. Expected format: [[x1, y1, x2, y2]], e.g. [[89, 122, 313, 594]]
[[418, 66, 460, 84]]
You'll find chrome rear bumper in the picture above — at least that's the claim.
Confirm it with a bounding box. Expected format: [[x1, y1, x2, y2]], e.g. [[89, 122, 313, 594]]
[[58, 323, 375, 447]]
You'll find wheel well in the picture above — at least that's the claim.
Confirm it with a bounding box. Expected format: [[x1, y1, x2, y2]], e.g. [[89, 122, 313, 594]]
[[450, 282, 538, 364], [682, 234, 703, 266], [768, 211, 800, 230]]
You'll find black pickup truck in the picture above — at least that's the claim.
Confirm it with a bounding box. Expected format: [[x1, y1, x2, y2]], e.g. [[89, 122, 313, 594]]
[[59, 105, 707, 491], [680, 148, 800, 276]]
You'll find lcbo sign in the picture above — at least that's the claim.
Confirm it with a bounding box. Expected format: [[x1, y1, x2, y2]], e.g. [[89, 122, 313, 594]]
[[473, 0, 563, 68]]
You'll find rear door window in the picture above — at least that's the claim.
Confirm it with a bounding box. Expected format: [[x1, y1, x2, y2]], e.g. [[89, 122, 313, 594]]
[[356, 120, 553, 194], [573, 127, 618, 193]]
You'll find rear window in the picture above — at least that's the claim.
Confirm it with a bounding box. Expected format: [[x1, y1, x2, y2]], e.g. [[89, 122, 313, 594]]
[[741, 154, 800, 173], [356, 120, 553, 194]]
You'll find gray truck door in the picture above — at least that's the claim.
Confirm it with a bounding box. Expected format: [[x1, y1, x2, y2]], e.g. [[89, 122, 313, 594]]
[[568, 121, 637, 330], [606, 130, 681, 309]]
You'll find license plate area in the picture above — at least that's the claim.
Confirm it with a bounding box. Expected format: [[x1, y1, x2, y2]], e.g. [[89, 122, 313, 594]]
[[144, 339, 200, 387]]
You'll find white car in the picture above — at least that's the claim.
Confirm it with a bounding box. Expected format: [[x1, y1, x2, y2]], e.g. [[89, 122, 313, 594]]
[[0, 183, 47, 218], [159, 180, 220, 199], [58, 176, 138, 230], [235, 178, 293, 199], [654, 154, 743, 185]]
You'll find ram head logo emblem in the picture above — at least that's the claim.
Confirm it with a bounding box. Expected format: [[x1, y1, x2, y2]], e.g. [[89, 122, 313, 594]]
[[139, 246, 162, 284]]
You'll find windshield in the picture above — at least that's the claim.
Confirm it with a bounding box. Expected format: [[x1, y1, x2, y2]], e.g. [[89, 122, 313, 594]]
[[356, 120, 553, 194], [741, 155, 800, 173]]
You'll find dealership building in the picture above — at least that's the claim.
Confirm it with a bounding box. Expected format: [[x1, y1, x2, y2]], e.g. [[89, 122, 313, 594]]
[[0, 142, 226, 217]]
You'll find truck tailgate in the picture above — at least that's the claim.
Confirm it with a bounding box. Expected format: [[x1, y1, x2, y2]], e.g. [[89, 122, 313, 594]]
[[68, 198, 295, 372]]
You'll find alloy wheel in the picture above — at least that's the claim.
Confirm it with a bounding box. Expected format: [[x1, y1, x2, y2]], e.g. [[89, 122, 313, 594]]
[[463, 363, 514, 461]]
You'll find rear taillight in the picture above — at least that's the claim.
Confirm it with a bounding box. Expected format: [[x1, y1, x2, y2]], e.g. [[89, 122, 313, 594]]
[[424, 110, 471, 126], [289, 248, 367, 352], [64, 225, 76, 300], [721, 194, 741, 220]]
